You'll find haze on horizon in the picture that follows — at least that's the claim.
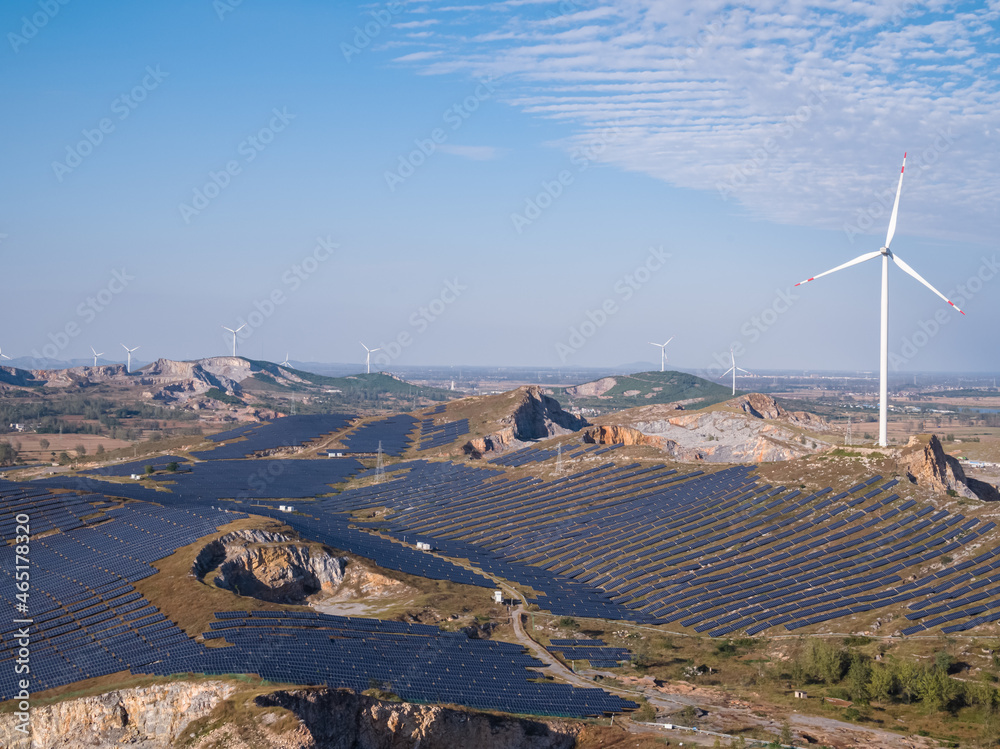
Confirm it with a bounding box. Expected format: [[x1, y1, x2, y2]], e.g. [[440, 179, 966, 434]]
[[2, 1, 998, 374]]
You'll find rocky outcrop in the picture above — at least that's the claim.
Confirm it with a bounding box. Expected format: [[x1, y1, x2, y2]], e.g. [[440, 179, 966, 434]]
[[194, 530, 346, 604], [0, 681, 236, 749], [589, 394, 831, 463], [901, 435, 1000, 501], [564, 377, 617, 398], [583, 425, 662, 448], [464, 387, 588, 458], [251, 689, 578, 749]]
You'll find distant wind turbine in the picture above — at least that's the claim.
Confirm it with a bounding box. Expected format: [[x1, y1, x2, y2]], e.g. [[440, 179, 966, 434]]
[[719, 347, 751, 396], [90, 346, 104, 367], [121, 344, 140, 373], [222, 324, 246, 357], [649, 337, 674, 372], [0, 347, 10, 362], [794, 153, 964, 448], [360, 341, 381, 375], [280, 353, 291, 367]]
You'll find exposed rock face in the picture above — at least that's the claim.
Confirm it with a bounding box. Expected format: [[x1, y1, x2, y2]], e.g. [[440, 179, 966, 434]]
[[464, 386, 589, 458], [194, 530, 346, 604], [583, 424, 662, 448], [0, 681, 236, 749], [564, 376, 617, 398], [251, 689, 578, 749], [901, 435, 1000, 501], [590, 394, 830, 463]]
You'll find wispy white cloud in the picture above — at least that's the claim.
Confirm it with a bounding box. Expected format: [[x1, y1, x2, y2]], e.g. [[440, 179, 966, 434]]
[[389, 0, 1000, 244]]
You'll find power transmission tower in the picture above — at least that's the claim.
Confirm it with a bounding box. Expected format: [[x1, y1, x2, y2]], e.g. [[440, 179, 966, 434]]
[[375, 440, 385, 484], [846, 416, 853, 447], [556, 443, 563, 474]]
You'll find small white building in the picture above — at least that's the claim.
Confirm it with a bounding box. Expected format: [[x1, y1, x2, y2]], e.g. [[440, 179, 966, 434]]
[[415, 542, 432, 551], [493, 590, 503, 604], [325, 450, 346, 458]]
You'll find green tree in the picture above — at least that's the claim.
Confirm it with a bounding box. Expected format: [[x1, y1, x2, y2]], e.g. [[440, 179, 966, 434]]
[[869, 664, 897, 704], [897, 660, 920, 704], [39, 438, 49, 449], [96, 443, 105, 455], [780, 719, 793, 745], [75, 443, 86, 457], [166, 461, 178, 472], [847, 657, 872, 705], [919, 665, 958, 713], [144, 464, 155, 475], [0, 442, 18, 466]]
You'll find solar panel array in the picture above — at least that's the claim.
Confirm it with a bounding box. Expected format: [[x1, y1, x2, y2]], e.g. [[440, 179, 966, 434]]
[[85, 455, 191, 477], [417, 418, 470, 451], [340, 414, 418, 456], [328, 460, 1000, 636], [173, 611, 637, 717], [0, 481, 635, 717], [192, 414, 355, 460], [548, 639, 632, 668]]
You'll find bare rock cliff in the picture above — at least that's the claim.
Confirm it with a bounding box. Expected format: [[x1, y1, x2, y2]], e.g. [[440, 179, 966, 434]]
[[250, 688, 578, 749], [193, 530, 346, 604], [901, 435, 1000, 501], [464, 386, 588, 458], [0, 681, 236, 749]]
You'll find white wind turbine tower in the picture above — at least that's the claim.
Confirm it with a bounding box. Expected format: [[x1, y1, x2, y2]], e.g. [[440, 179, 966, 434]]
[[121, 344, 140, 373], [0, 347, 10, 363], [719, 347, 751, 396], [280, 353, 291, 367], [222, 324, 246, 357], [795, 153, 964, 448], [90, 347, 104, 367], [360, 341, 381, 375], [649, 337, 674, 372]]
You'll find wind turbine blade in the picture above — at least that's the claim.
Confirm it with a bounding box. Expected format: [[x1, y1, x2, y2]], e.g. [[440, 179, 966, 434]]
[[236, 324, 246, 332], [795, 250, 883, 287], [737, 367, 752, 374], [719, 368, 735, 378], [891, 253, 966, 315], [885, 153, 906, 249], [664, 336, 674, 346]]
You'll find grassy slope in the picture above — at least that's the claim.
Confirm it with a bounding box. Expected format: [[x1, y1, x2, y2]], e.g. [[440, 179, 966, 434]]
[[551, 370, 734, 411]]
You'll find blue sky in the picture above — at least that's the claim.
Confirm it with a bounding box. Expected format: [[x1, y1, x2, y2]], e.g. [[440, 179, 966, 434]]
[[1, 0, 997, 374]]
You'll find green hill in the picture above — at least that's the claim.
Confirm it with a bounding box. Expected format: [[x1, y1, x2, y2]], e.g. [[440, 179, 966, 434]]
[[551, 370, 735, 412]]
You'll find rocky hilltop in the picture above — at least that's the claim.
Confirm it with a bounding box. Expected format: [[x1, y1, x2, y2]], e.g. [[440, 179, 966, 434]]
[[463, 386, 589, 458], [901, 434, 1000, 502], [588, 393, 831, 463], [193, 530, 347, 604]]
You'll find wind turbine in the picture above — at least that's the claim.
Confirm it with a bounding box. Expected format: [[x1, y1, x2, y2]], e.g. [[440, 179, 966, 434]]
[[719, 347, 751, 396], [794, 153, 964, 447], [121, 344, 140, 373], [360, 341, 381, 375], [649, 337, 674, 372], [90, 346, 104, 367], [222, 324, 246, 357], [280, 353, 291, 367], [0, 347, 10, 363]]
